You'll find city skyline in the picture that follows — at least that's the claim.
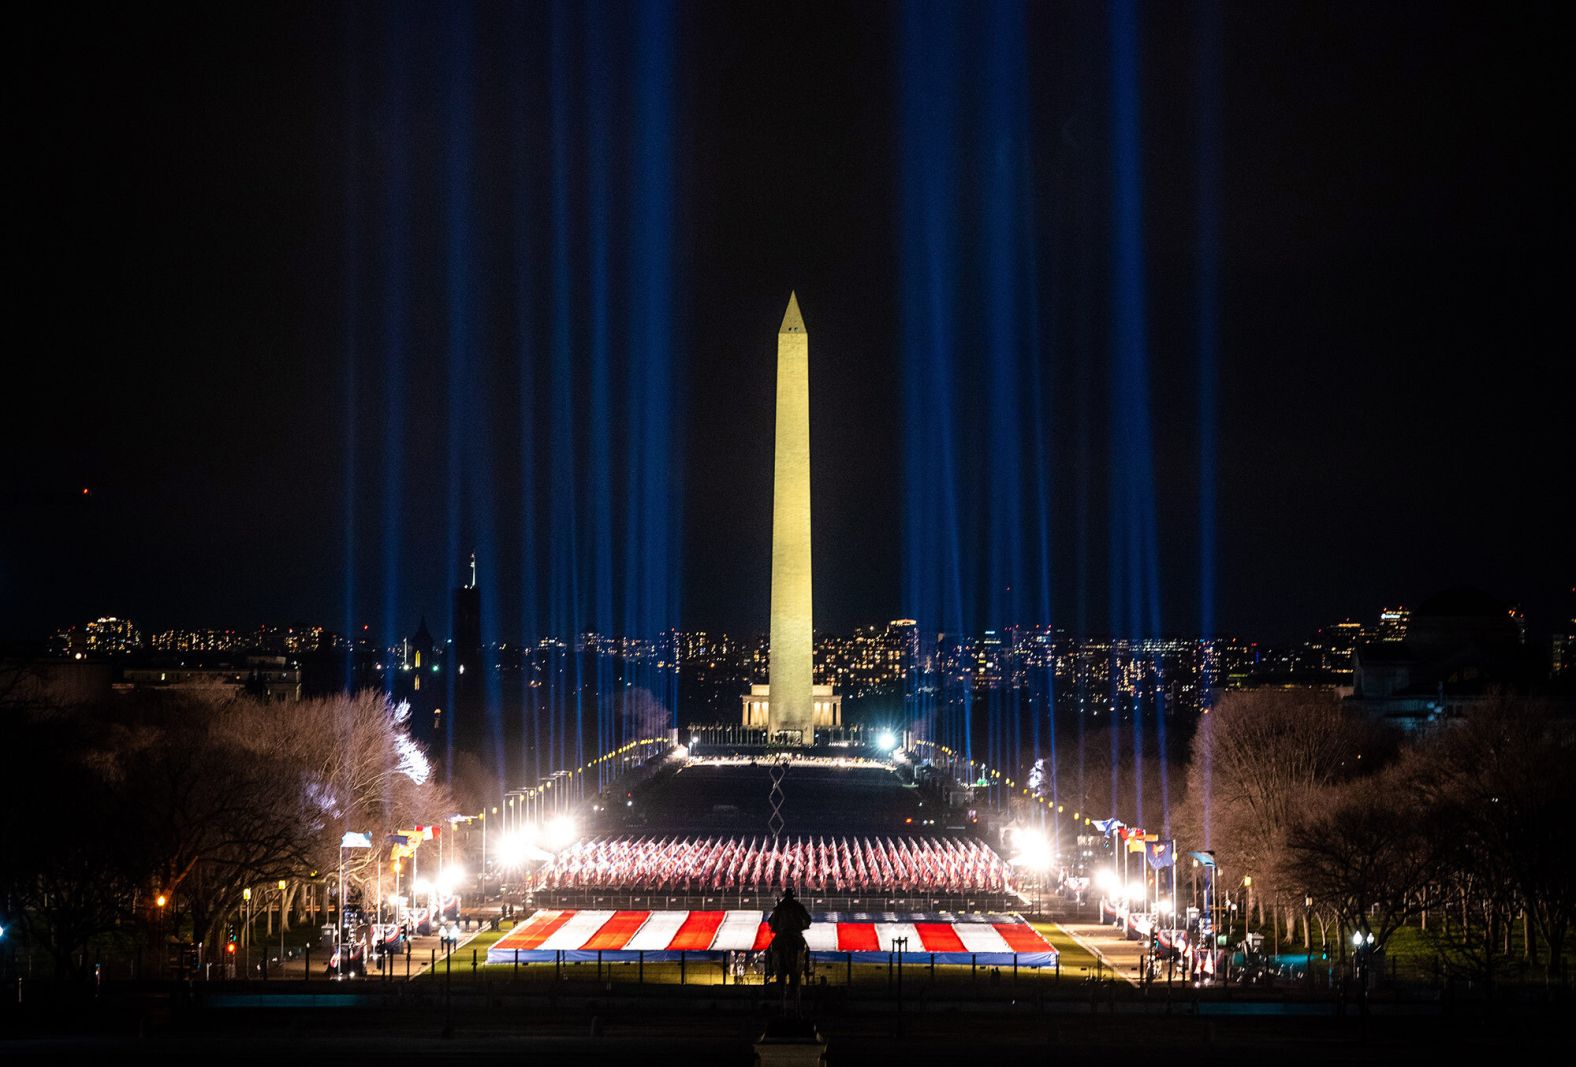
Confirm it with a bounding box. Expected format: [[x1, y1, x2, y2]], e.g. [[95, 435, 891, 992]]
[[44, 586, 1570, 689]]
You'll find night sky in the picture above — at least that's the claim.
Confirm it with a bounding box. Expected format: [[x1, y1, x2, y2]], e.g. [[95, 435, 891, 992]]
[[8, 1, 1571, 647]]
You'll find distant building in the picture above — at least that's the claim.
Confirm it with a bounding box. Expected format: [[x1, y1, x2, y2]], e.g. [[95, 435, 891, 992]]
[[1316, 619, 1365, 682], [1553, 586, 1575, 681], [453, 554, 482, 679], [1351, 587, 1535, 727], [53, 616, 142, 658], [119, 656, 301, 702], [1375, 606, 1409, 643], [394, 615, 443, 742], [450, 553, 484, 751], [741, 682, 842, 728]]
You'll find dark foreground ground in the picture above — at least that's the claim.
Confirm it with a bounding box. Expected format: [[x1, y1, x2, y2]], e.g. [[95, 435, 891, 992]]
[[4, 977, 1564, 1063]]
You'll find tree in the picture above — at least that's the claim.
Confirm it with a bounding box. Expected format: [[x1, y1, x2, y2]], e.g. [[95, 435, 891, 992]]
[[1286, 771, 1440, 956], [0, 710, 140, 979], [2, 686, 454, 974], [1172, 688, 1392, 933], [1412, 695, 1575, 985]]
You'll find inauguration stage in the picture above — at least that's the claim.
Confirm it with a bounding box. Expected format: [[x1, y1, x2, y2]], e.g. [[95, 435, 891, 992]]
[[487, 908, 1058, 968]]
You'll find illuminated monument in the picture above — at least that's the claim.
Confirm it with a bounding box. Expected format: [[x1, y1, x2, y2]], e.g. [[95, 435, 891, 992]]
[[742, 292, 841, 741]]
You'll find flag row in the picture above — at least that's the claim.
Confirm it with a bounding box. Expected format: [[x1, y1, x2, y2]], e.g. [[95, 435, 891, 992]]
[[532, 834, 1011, 894]]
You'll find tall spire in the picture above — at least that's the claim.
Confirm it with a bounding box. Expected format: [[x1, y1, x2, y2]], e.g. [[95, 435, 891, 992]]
[[768, 290, 814, 741], [779, 290, 806, 334], [468, 551, 477, 589]]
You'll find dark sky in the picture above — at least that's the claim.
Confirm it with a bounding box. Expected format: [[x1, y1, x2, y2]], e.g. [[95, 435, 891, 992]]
[[8, 1, 1571, 646]]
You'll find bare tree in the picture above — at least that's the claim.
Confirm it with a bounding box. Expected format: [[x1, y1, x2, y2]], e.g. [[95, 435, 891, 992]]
[[1411, 694, 1575, 985], [1287, 771, 1440, 955], [1173, 688, 1392, 933]]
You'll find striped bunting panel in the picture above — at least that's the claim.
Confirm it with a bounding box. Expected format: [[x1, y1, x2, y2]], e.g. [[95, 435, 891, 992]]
[[485, 909, 1057, 966]]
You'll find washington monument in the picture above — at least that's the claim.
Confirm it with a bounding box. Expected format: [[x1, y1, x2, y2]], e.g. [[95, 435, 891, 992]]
[[768, 291, 814, 738], [740, 292, 841, 740]]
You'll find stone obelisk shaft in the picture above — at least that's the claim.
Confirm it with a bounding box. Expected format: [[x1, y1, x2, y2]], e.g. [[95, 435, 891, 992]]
[[769, 292, 813, 740]]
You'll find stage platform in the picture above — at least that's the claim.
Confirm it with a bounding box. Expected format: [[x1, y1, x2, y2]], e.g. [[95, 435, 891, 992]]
[[486, 908, 1058, 968]]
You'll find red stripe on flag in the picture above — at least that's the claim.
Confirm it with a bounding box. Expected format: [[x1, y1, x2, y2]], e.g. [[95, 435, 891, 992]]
[[669, 911, 726, 951], [582, 911, 650, 951], [913, 922, 966, 953], [992, 922, 1053, 953], [836, 923, 880, 952], [752, 923, 773, 951], [496, 910, 574, 951]]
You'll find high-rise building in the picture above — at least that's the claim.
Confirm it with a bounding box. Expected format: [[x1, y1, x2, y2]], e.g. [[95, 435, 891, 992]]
[[451, 553, 483, 742], [1375, 606, 1409, 643], [54, 616, 142, 658]]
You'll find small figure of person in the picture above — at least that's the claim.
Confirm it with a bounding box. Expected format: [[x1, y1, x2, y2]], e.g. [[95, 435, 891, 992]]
[[766, 888, 812, 1012]]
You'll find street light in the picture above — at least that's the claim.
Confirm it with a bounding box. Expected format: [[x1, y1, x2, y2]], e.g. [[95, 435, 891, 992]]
[[1304, 894, 1314, 990], [273, 881, 288, 971], [1352, 928, 1375, 988], [156, 893, 168, 975]]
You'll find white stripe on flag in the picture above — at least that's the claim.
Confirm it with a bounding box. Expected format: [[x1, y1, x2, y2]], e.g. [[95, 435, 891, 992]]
[[803, 923, 839, 952], [953, 923, 1012, 954], [539, 910, 616, 951], [874, 922, 922, 952], [624, 911, 689, 952], [710, 911, 764, 950]]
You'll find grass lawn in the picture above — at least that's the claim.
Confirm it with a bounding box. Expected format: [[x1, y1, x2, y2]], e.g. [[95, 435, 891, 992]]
[[411, 923, 519, 978], [1032, 921, 1103, 977]]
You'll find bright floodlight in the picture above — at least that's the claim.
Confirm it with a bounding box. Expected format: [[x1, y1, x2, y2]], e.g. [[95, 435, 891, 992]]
[[1127, 882, 1146, 903], [1008, 828, 1052, 871], [542, 814, 579, 851], [1157, 897, 1173, 915], [412, 878, 433, 896], [875, 730, 898, 753], [1095, 868, 1119, 895], [436, 865, 466, 895], [497, 831, 531, 869]]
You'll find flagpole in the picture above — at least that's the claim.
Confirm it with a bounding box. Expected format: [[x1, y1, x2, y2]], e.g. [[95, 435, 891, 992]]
[[1171, 839, 1178, 921]]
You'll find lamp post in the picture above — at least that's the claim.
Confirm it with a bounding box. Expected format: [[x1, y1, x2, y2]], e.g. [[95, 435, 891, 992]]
[[1224, 898, 1237, 983], [892, 934, 908, 1031], [337, 844, 348, 955], [1352, 929, 1375, 996], [156, 893, 168, 977], [243, 887, 252, 979], [1304, 895, 1313, 991], [278, 881, 288, 973]]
